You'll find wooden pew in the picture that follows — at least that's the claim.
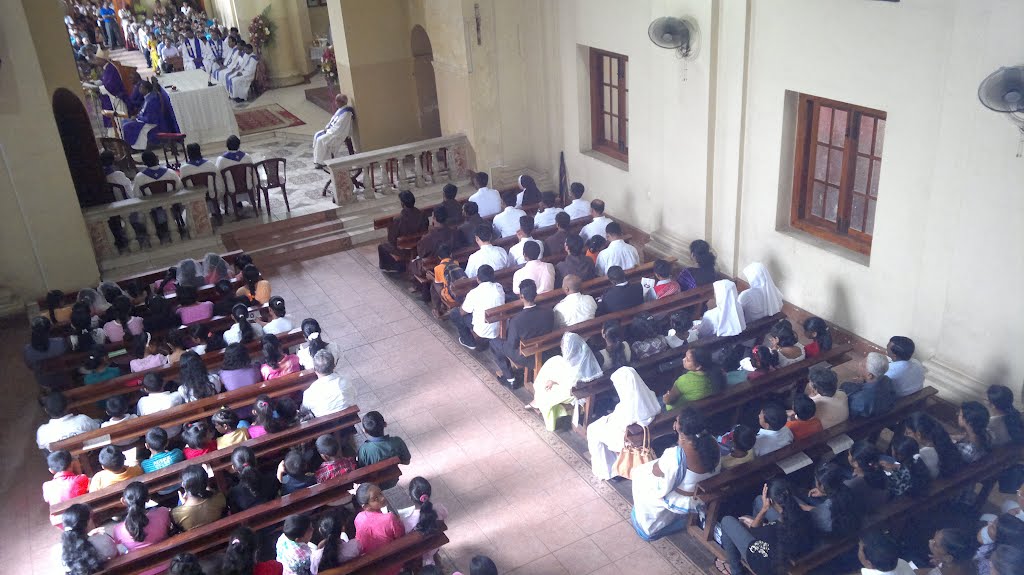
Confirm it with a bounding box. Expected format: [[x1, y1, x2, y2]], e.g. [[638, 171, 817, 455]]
[[95, 458, 403, 575], [689, 386, 940, 547], [62, 328, 306, 413], [51, 405, 362, 523], [321, 524, 450, 575], [52, 368, 319, 472], [786, 442, 1023, 575], [518, 284, 716, 377]]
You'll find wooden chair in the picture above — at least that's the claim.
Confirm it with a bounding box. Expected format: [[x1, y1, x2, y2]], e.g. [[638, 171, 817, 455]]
[[99, 137, 139, 177], [155, 132, 187, 169], [220, 163, 259, 219], [255, 157, 289, 215]]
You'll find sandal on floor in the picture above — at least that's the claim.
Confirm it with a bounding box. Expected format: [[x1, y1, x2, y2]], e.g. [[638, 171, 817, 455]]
[[714, 559, 731, 575]]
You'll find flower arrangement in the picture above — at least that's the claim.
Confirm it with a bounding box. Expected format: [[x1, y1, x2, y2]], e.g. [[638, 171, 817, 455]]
[[321, 46, 338, 84], [248, 8, 274, 52]]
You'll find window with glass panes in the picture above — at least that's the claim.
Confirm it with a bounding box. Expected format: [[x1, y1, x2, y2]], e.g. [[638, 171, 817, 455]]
[[589, 48, 628, 162], [790, 94, 886, 254]]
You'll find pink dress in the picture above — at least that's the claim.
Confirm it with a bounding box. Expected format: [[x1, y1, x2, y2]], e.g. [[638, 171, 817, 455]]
[[102, 317, 145, 343], [177, 301, 214, 325], [130, 354, 169, 373], [248, 425, 267, 439], [260, 355, 301, 380], [151, 279, 177, 295], [354, 511, 406, 575], [112, 506, 172, 551]]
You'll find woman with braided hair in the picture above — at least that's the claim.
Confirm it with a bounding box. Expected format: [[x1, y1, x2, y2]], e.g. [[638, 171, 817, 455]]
[[110, 481, 172, 552]]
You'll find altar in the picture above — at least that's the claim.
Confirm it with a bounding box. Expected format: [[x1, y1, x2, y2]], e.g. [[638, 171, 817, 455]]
[[160, 70, 239, 145]]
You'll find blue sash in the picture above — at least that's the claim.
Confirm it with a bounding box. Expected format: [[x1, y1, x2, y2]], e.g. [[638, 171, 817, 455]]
[[222, 151, 245, 162], [143, 167, 167, 179]]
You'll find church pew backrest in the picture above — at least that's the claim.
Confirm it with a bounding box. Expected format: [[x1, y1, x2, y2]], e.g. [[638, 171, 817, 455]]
[[51, 405, 362, 523], [95, 457, 403, 575], [320, 522, 450, 575], [52, 368, 319, 465], [62, 328, 306, 412]]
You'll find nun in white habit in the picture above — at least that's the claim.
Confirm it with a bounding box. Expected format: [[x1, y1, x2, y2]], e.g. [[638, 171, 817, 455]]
[[587, 367, 661, 480], [691, 279, 747, 339], [737, 262, 784, 322], [527, 332, 603, 431]]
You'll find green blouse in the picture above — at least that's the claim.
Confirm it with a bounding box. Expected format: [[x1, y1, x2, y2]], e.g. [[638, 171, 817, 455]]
[[667, 371, 712, 410]]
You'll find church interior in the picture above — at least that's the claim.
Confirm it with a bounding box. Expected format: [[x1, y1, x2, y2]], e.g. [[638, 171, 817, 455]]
[[2, 0, 1024, 574]]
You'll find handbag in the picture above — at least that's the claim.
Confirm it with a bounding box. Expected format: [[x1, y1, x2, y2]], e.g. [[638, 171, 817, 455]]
[[612, 425, 655, 479]]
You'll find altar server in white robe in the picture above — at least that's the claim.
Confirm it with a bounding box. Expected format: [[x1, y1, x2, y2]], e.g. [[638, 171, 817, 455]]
[[204, 29, 225, 72], [179, 143, 220, 214], [691, 279, 747, 340], [312, 94, 356, 167], [101, 151, 135, 200], [227, 44, 259, 102], [595, 222, 640, 275], [215, 135, 255, 197], [133, 151, 182, 192], [737, 262, 784, 323], [180, 29, 208, 71], [210, 36, 239, 82], [587, 367, 661, 480]]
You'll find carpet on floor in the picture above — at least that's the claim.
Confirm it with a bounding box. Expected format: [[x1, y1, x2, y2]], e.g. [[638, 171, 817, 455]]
[[235, 104, 306, 136]]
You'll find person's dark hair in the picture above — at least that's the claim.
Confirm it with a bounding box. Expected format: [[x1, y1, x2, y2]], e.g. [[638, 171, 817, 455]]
[[122, 481, 150, 543], [230, 446, 260, 499], [541, 191, 557, 207], [142, 372, 166, 393], [630, 314, 660, 341], [61, 504, 104, 575], [519, 215, 535, 236], [284, 446, 308, 477], [766, 479, 810, 568], [470, 555, 499, 575], [889, 435, 930, 498], [250, 394, 278, 431], [178, 351, 214, 400], [100, 149, 115, 168], [861, 530, 900, 572], [98, 444, 125, 471], [156, 266, 177, 296], [185, 143, 201, 162], [802, 317, 833, 352], [603, 326, 629, 371], [676, 408, 721, 470], [749, 345, 779, 372], [70, 303, 97, 353], [141, 150, 159, 167], [770, 321, 798, 347], [586, 234, 607, 253], [523, 240, 541, 262], [987, 385, 1024, 444], [215, 278, 234, 297], [693, 347, 727, 393], [653, 259, 672, 280], [168, 552, 205, 575], [668, 310, 692, 335], [433, 205, 448, 224], [212, 407, 241, 430], [850, 440, 887, 489], [301, 318, 329, 358], [761, 402, 787, 430], [45, 290, 65, 323], [732, 424, 757, 452], [519, 174, 540, 203], [437, 243, 452, 259], [555, 210, 571, 230], [282, 513, 312, 541], [409, 476, 440, 533], [477, 264, 495, 283], [691, 241, 716, 270], [590, 199, 605, 215], [475, 223, 493, 243], [241, 264, 261, 298], [474, 171, 489, 187], [995, 513, 1024, 547], [274, 397, 300, 428], [219, 526, 258, 575], [399, 190, 416, 208], [105, 394, 130, 418], [226, 135, 241, 151], [463, 201, 479, 217], [443, 183, 458, 200], [315, 512, 345, 571], [905, 411, 963, 478], [888, 336, 915, 361], [223, 340, 255, 375], [519, 279, 538, 303], [935, 528, 979, 564], [48, 449, 74, 472], [176, 285, 198, 307], [961, 400, 992, 452], [501, 190, 517, 207], [44, 392, 69, 418], [815, 463, 860, 536], [315, 433, 340, 458], [362, 411, 385, 437], [182, 420, 213, 450], [30, 316, 52, 352], [991, 544, 1024, 575], [792, 393, 817, 421], [145, 426, 170, 452], [565, 233, 584, 256], [808, 367, 838, 396], [605, 221, 622, 237], [180, 463, 214, 498], [607, 265, 626, 284], [261, 334, 286, 370], [166, 329, 187, 353]]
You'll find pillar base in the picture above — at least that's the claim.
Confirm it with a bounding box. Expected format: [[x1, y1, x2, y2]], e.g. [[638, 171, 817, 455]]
[[921, 358, 987, 403]]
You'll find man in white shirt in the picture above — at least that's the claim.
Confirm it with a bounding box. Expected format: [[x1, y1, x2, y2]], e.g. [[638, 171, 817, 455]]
[[533, 191, 564, 228], [468, 171, 502, 218], [579, 199, 612, 241], [302, 350, 356, 417], [512, 241, 555, 295], [493, 191, 528, 238], [885, 336, 926, 398], [215, 134, 255, 198], [451, 265, 505, 350], [227, 43, 260, 102], [807, 368, 849, 429], [36, 393, 100, 451], [857, 532, 916, 575], [158, 34, 180, 72], [595, 222, 639, 275], [509, 217, 545, 265], [752, 403, 794, 456], [465, 224, 513, 278], [553, 274, 597, 327], [133, 150, 182, 193], [564, 182, 591, 220]]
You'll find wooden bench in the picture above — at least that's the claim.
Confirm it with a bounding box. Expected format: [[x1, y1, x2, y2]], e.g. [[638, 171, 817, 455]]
[[52, 368, 319, 472], [689, 386, 940, 547], [95, 457, 403, 575], [321, 523, 450, 575], [51, 405, 362, 523], [62, 328, 306, 413]]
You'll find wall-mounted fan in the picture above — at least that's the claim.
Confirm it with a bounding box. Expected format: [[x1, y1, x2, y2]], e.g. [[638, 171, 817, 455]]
[[978, 66, 1024, 156], [648, 17, 700, 60]]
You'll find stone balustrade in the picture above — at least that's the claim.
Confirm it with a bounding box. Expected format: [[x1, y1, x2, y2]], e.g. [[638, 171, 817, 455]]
[[324, 133, 473, 205], [81, 188, 214, 261]]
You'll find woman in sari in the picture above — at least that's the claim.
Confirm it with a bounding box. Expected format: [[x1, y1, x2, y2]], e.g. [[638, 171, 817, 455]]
[[691, 279, 746, 339], [526, 333, 603, 430], [631, 408, 721, 541], [587, 367, 661, 480], [737, 262, 784, 323]]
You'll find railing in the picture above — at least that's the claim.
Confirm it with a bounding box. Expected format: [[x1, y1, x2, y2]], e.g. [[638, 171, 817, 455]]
[[81, 187, 215, 260], [325, 133, 473, 205]]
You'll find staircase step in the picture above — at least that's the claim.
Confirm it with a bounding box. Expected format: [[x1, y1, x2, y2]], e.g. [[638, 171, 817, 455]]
[[251, 225, 385, 267]]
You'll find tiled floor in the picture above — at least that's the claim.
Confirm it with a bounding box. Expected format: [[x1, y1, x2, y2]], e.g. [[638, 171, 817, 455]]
[[5, 244, 712, 575]]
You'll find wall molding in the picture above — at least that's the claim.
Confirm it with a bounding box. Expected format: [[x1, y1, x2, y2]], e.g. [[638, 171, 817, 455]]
[[921, 357, 987, 404]]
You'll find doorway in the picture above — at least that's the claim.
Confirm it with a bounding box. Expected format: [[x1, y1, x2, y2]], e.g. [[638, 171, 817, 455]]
[[410, 25, 441, 139]]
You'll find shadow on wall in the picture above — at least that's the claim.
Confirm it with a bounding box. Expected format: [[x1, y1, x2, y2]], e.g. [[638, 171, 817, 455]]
[[827, 277, 854, 332]]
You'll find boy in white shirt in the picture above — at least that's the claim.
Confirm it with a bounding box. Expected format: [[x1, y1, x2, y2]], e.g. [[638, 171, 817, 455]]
[[533, 191, 564, 228], [467, 171, 502, 218], [451, 265, 505, 350], [465, 224, 513, 278], [492, 190, 527, 238], [36, 393, 100, 451], [595, 222, 640, 275], [508, 216, 545, 265], [752, 403, 794, 457], [579, 199, 612, 241], [564, 182, 591, 220]]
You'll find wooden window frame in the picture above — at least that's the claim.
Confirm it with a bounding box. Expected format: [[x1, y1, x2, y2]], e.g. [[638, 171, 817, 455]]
[[790, 94, 886, 255], [589, 48, 628, 163]]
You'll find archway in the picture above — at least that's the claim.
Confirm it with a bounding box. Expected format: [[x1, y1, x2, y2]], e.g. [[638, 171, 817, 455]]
[[410, 25, 442, 139], [52, 88, 109, 207]]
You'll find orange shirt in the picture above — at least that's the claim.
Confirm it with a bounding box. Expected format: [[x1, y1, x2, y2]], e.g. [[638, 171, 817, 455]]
[[433, 258, 453, 284], [585, 249, 599, 264], [785, 418, 823, 441], [236, 279, 272, 304]]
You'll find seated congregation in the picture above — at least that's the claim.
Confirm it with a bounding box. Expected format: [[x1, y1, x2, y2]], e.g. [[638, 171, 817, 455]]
[[371, 175, 1024, 575]]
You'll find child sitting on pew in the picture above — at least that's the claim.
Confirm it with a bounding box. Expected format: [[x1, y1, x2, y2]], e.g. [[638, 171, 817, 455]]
[[60, 504, 118, 573], [260, 333, 301, 380], [212, 408, 250, 449], [110, 481, 173, 553], [82, 352, 122, 386], [792, 463, 861, 537], [278, 446, 317, 495], [101, 394, 137, 430], [882, 435, 931, 499], [741, 345, 779, 381], [36, 392, 100, 451], [785, 393, 823, 441], [227, 446, 280, 513], [129, 331, 171, 373], [753, 402, 794, 456], [141, 426, 185, 473], [89, 444, 143, 492], [137, 373, 185, 419], [585, 235, 606, 263], [357, 411, 412, 490], [171, 464, 227, 531], [315, 434, 356, 484], [43, 450, 89, 526], [220, 526, 286, 575], [846, 441, 890, 508], [276, 513, 315, 575], [182, 420, 217, 459], [354, 483, 407, 575], [720, 424, 757, 469], [311, 511, 361, 573], [398, 477, 449, 566], [904, 411, 963, 479]]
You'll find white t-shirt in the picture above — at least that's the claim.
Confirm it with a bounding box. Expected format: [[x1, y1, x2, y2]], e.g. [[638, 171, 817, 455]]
[[36, 414, 101, 450], [136, 391, 185, 416], [595, 239, 640, 275], [509, 237, 545, 265], [564, 198, 591, 220], [302, 373, 356, 418], [262, 316, 294, 336], [465, 244, 514, 278], [461, 282, 506, 339], [297, 341, 341, 371], [753, 426, 794, 457], [468, 187, 502, 218], [492, 206, 528, 238], [861, 559, 916, 575], [223, 321, 265, 344], [579, 216, 612, 241], [533, 207, 564, 229]]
